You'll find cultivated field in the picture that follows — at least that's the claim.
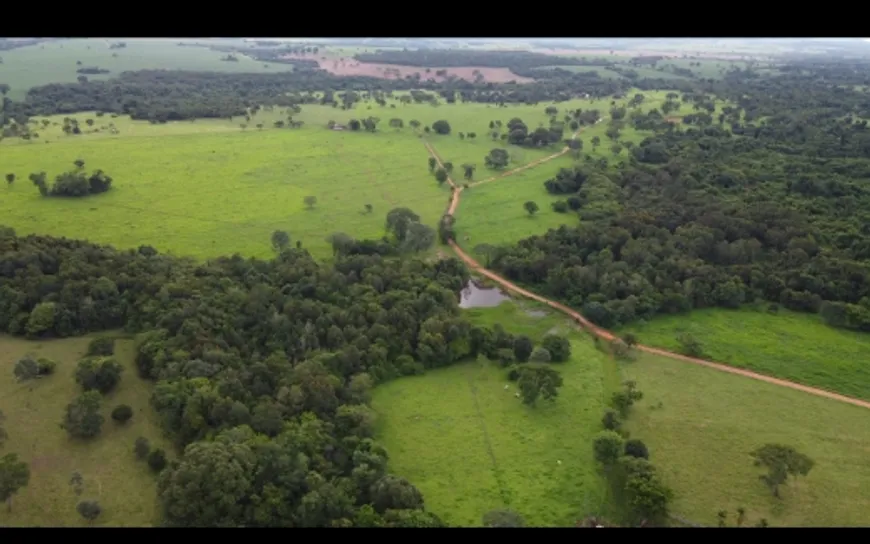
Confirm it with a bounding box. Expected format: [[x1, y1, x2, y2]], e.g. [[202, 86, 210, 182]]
[[371, 302, 618, 527], [618, 306, 870, 401], [0, 39, 292, 100], [0, 334, 171, 527], [620, 350, 870, 527]]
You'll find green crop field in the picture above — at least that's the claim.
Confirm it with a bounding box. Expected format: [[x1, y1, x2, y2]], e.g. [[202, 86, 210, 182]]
[[0, 39, 292, 100], [620, 350, 870, 527], [371, 302, 619, 527], [0, 334, 171, 527], [617, 306, 870, 401]]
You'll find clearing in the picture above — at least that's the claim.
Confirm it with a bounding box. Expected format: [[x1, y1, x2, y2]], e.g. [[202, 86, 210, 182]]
[[617, 306, 870, 401], [0, 334, 171, 527], [371, 303, 616, 527]]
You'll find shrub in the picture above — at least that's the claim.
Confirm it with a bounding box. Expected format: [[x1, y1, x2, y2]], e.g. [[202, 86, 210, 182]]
[[147, 448, 167, 472], [541, 334, 571, 362], [86, 337, 115, 356], [624, 439, 650, 459], [75, 357, 123, 394], [111, 404, 133, 423], [134, 437, 151, 460], [601, 409, 622, 431], [77, 500, 102, 521]]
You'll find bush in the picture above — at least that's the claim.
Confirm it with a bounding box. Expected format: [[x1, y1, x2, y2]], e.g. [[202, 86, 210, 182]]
[[432, 120, 451, 135], [147, 449, 167, 472], [134, 437, 151, 460], [61, 391, 104, 439], [541, 334, 571, 362], [506, 365, 521, 381], [529, 347, 552, 363], [624, 439, 649, 460], [676, 333, 704, 357], [111, 404, 133, 423], [13, 355, 57, 381], [601, 409, 622, 431], [551, 200, 569, 213], [86, 337, 115, 356], [75, 357, 123, 394], [77, 500, 102, 521]]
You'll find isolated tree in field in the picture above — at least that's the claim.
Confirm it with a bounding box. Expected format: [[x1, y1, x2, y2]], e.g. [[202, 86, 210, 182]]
[[62, 391, 104, 439], [434, 168, 448, 185], [428, 157, 437, 171], [77, 500, 102, 521], [485, 148, 509, 169], [517, 364, 563, 406], [541, 334, 571, 362], [601, 409, 622, 431], [483, 509, 525, 527], [467, 132, 476, 140], [529, 347, 551, 363], [458, 132, 465, 140], [591, 136, 601, 149], [304, 196, 317, 209], [256, 124, 263, 130], [443, 161, 453, 173], [523, 201, 539, 216], [349, 119, 361, 131], [270, 230, 290, 251], [111, 404, 133, 424], [512, 335, 533, 363], [409, 120, 421, 130], [69, 471, 84, 495], [0, 453, 30, 512], [148, 448, 168, 472], [432, 120, 451, 135], [364, 204, 373, 214], [424, 126, 431, 133], [134, 437, 151, 460], [75, 357, 123, 394], [74, 159, 85, 170], [750, 444, 815, 498], [86, 337, 115, 357], [5, 174, 13, 185], [462, 163, 476, 181], [593, 430, 624, 467], [389, 118, 403, 130]]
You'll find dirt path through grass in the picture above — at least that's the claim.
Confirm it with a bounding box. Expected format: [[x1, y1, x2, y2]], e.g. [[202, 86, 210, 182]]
[[421, 133, 870, 412]]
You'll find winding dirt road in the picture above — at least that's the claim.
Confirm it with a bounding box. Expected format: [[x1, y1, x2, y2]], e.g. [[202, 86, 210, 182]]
[[422, 133, 870, 411]]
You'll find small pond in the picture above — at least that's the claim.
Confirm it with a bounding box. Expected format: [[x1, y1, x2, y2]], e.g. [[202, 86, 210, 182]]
[[458, 280, 511, 309]]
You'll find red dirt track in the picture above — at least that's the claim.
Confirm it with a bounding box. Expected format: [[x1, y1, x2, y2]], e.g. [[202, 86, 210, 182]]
[[422, 134, 870, 411]]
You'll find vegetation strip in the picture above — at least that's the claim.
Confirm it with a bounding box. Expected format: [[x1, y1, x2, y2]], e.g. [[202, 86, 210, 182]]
[[422, 139, 870, 411]]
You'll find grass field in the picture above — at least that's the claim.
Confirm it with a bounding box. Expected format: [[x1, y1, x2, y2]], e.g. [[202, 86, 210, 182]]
[[0, 39, 293, 100], [371, 302, 619, 527], [620, 350, 870, 527], [374, 296, 870, 527], [0, 333, 171, 527], [617, 306, 870, 401]]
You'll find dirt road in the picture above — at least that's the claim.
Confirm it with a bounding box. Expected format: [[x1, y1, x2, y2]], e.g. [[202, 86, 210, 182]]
[[421, 134, 870, 411]]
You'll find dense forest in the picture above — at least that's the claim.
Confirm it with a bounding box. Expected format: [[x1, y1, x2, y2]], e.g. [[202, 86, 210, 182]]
[[0, 223, 579, 526], [484, 63, 870, 332]]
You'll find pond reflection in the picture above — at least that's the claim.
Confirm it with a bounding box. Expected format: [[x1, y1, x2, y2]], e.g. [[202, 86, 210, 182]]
[[458, 280, 510, 309]]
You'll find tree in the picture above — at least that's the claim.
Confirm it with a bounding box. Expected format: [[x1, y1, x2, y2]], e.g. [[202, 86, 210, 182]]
[[428, 157, 437, 171], [601, 409, 622, 431], [750, 444, 815, 498], [484, 148, 510, 170], [388, 118, 403, 130], [134, 437, 151, 460], [77, 500, 102, 521], [304, 196, 317, 209], [677, 334, 703, 357], [74, 159, 85, 169], [611, 380, 643, 417], [624, 439, 649, 460], [462, 163, 476, 181], [111, 404, 133, 424], [348, 119, 361, 131], [0, 453, 30, 512], [86, 337, 115, 357], [593, 431, 625, 467], [512, 335, 533, 363], [483, 509, 525, 527], [623, 463, 673, 525], [270, 230, 290, 251], [431, 120, 451, 135], [434, 168, 448, 185], [529, 347, 551, 362], [5, 173, 13, 185], [523, 201, 539, 216], [517, 364, 563, 406], [148, 449, 168, 472], [591, 136, 601, 148], [75, 357, 123, 394], [443, 161, 454, 173], [13, 355, 56, 382], [62, 391, 104, 439], [364, 203, 373, 214], [400, 222, 436, 253], [541, 334, 571, 362], [409, 120, 421, 130], [385, 208, 421, 241]]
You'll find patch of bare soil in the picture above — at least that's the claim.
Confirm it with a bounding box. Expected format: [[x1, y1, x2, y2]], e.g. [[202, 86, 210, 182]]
[[664, 116, 683, 123], [281, 55, 534, 83]]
